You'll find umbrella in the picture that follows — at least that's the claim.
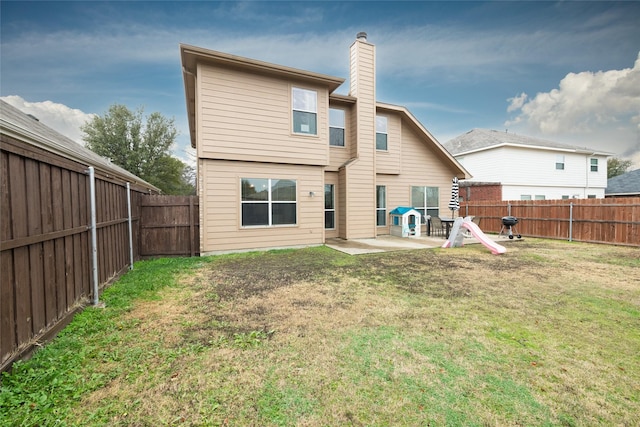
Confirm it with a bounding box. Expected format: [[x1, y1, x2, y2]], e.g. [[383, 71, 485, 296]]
[[448, 177, 460, 217]]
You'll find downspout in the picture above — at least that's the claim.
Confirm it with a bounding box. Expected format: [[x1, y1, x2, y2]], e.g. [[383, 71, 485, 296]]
[[87, 166, 100, 306], [127, 182, 134, 270]]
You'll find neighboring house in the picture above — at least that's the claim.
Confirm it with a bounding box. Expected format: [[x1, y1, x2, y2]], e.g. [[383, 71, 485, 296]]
[[606, 169, 640, 197], [444, 129, 611, 201], [180, 33, 470, 254]]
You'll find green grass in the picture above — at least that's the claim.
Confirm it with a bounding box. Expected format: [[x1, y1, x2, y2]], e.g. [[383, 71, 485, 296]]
[[1, 239, 639, 426], [0, 257, 212, 427]]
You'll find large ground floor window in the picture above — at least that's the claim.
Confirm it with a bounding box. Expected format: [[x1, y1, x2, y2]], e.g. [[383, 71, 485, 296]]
[[241, 178, 297, 226], [411, 186, 439, 222]]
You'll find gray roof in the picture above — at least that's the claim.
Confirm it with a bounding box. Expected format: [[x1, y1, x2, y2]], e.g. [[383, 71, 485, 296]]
[[444, 128, 612, 156], [1, 100, 159, 192], [605, 168, 640, 196]]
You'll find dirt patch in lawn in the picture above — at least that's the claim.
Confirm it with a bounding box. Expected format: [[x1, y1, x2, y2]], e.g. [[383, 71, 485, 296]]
[[72, 239, 639, 426]]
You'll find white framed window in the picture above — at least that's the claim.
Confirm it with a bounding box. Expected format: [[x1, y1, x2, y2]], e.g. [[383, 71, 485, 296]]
[[376, 115, 388, 150], [411, 186, 439, 223], [241, 178, 297, 227], [590, 158, 598, 172], [292, 87, 317, 135], [521, 195, 532, 200], [329, 108, 345, 147], [556, 155, 565, 170], [535, 195, 546, 200], [376, 185, 386, 226], [324, 184, 335, 229]]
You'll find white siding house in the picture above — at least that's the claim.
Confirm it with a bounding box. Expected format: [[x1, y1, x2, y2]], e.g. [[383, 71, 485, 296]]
[[444, 129, 612, 200]]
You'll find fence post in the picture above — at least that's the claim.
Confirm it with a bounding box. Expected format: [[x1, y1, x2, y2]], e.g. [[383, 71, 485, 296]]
[[127, 183, 134, 270], [569, 202, 573, 242], [87, 166, 100, 306]]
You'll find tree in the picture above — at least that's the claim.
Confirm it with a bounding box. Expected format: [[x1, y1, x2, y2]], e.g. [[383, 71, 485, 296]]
[[82, 104, 195, 195], [607, 157, 632, 179]]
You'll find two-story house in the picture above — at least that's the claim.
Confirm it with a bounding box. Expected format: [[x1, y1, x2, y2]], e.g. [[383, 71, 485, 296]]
[[444, 129, 611, 201], [180, 33, 470, 254]]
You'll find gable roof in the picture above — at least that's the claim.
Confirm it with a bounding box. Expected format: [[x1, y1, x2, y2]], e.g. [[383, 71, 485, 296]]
[[0, 100, 159, 192], [377, 102, 471, 179], [444, 128, 613, 157], [606, 168, 640, 196], [389, 207, 421, 215]]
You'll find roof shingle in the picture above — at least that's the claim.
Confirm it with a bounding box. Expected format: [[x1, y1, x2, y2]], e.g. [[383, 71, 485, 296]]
[[444, 128, 612, 156]]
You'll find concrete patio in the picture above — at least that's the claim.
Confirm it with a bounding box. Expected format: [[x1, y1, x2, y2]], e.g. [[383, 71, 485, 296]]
[[325, 233, 511, 255]]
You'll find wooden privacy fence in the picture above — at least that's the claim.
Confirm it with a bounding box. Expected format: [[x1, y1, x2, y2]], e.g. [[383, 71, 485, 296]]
[[1, 135, 154, 371], [139, 195, 199, 258], [461, 197, 640, 246]]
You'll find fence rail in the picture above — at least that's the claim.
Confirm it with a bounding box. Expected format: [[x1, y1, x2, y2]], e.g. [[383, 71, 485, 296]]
[[461, 198, 640, 246], [1, 135, 152, 371]]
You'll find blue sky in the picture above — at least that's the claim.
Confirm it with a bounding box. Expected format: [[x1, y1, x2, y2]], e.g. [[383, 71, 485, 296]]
[[2, 1, 639, 167]]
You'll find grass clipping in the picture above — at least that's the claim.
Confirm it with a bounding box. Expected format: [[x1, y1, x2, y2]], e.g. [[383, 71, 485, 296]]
[[4, 240, 639, 426]]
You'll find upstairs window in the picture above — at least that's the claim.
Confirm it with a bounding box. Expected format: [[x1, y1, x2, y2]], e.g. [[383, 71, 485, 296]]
[[329, 108, 345, 146], [292, 87, 317, 135], [241, 178, 297, 227], [590, 158, 598, 172], [376, 115, 388, 150], [556, 155, 565, 170]]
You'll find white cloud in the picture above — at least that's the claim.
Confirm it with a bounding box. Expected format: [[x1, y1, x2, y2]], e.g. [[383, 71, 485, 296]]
[[507, 93, 528, 113], [505, 53, 640, 167], [1, 95, 95, 144], [2, 95, 196, 166]]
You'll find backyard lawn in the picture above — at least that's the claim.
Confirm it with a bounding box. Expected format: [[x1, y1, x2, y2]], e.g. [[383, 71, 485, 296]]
[[1, 238, 639, 426]]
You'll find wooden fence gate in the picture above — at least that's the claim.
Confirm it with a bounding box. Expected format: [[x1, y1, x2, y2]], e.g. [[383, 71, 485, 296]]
[[139, 195, 199, 258]]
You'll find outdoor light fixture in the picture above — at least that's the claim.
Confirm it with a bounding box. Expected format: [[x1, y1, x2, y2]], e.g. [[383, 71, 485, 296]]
[[309, 191, 315, 197]]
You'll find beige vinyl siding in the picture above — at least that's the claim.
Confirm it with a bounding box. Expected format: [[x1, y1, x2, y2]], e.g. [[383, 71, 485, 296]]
[[197, 63, 329, 166], [341, 39, 377, 239], [342, 159, 376, 239], [375, 111, 401, 174], [337, 167, 348, 239], [374, 119, 460, 236], [199, 159, 324, 254]]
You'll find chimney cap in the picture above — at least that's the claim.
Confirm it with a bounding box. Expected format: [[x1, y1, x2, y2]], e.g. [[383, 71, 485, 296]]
[[356, 32, 367, 42]]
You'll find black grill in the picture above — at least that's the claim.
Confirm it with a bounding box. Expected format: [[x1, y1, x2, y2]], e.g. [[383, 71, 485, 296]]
[[502, 216, 518, 226], [500, 216, 521, 239]]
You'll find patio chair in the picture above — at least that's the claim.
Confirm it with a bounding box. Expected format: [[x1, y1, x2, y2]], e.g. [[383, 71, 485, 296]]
[[430, 216, 445, 237]]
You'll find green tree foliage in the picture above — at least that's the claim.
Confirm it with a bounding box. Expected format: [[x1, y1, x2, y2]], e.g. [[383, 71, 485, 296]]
[[82, 104, 195, 195], [607, 157, 632, 179]]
